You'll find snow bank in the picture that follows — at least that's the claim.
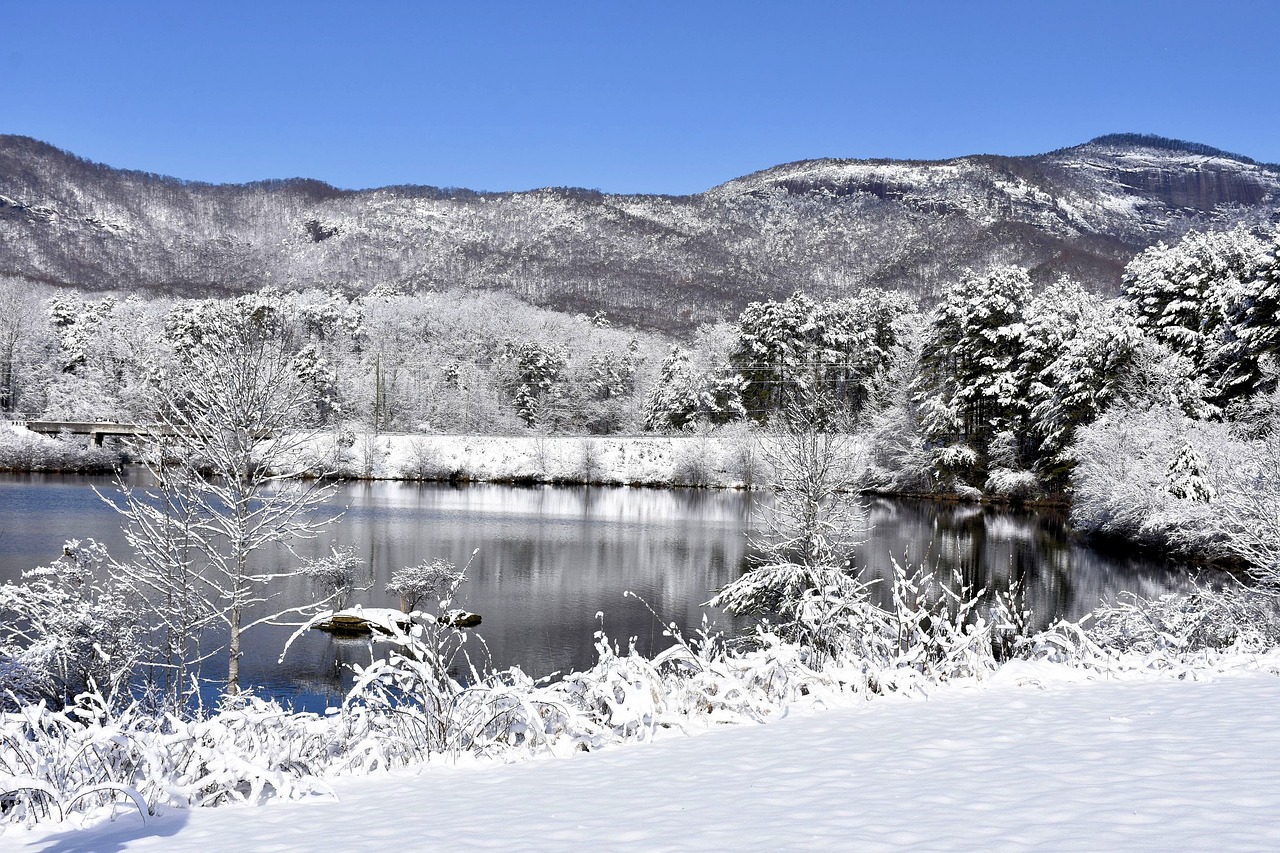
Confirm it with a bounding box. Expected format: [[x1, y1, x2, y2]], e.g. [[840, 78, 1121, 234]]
[[307, 432, 771, 487], [15, 662, 1280, 851], [0, 425, 119, 473]]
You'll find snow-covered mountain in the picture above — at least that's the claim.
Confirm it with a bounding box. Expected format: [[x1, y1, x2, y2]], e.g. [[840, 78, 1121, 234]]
[[1, 133, 1277, 330]]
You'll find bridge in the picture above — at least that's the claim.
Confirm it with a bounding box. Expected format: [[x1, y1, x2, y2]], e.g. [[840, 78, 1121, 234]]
[[7, 419, 184, 446], [6, 418, 276, 446]]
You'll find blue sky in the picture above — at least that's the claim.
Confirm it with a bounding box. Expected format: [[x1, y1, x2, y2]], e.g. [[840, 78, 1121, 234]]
[[4, 1, 1278, 194]]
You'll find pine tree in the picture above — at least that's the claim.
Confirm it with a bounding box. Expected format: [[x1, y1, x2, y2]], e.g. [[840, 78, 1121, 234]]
[[915, 266, 1031, 458], [1123, 226, 1269, 407], [1166, 440, 1216, 503]]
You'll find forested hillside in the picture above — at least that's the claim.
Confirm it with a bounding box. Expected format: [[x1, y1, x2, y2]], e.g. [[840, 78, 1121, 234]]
[[2, 133, 1278, 331]]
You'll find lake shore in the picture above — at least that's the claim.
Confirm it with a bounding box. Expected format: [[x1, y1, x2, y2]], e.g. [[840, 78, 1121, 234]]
[[5, 423, 1067, 507]]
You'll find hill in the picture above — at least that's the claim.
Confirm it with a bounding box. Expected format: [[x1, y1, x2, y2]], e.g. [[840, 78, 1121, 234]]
[[2, 133, 1278, 331]]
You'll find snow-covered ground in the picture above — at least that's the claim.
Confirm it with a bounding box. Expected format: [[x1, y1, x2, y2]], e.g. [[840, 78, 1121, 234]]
[[313, 431, 767, 487], [14, 661, 1280, 852]]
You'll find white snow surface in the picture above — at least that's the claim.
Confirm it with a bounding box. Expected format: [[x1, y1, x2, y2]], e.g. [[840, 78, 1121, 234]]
[[14, 662, 1280, 852], [309, 432, 767, 487]]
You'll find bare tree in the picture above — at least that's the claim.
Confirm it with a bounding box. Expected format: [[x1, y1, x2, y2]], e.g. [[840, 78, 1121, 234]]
[[107, 452, 217, 706], [104, 304, 340, 699]]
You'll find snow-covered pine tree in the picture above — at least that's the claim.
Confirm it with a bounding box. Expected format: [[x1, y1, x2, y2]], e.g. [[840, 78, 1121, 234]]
[[1023, 281, 1141, 481], [642, 345, 745, 430], [731, 289, 914, 425], [1166, 439, 1216, 503], [914, 266, 1031, 467], [1123, 226, 1270, 408], [1232, 229, 1280, 399]]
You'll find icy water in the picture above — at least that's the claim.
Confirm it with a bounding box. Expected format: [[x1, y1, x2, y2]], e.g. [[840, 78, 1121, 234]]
[[0, 474, 1191, 710]]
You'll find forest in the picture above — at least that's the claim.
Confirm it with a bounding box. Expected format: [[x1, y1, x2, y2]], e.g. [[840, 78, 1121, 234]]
[[5, 133, 1279, 333]]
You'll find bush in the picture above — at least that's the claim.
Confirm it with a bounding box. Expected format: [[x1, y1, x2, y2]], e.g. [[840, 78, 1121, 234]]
[[0, 427, 120, 472]]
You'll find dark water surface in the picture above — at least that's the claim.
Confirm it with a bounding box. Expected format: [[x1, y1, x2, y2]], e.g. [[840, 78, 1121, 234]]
[[0, 474, 1191, 709]]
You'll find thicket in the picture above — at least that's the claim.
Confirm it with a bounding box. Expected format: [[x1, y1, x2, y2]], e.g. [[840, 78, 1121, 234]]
[[0, 282, 667, 439]]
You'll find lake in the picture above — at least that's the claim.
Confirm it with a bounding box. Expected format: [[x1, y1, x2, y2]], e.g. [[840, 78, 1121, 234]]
[[0, 474, 1192, 710]]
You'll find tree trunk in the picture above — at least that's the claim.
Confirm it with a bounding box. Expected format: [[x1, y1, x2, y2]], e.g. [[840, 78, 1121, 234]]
[[226, 603, 241, 695]]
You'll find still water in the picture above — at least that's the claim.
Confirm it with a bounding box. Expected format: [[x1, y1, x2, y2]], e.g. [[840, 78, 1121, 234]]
[[0, 474, 1191, 709]]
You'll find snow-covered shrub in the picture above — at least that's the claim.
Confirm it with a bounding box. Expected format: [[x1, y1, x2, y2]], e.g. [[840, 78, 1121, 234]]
[[354, 432, 387, 478], [300, 546, 364, 611], [984, 467, 1042, 501], [716, 420, 763, 487], [386, 557, 467, 613], [0, 427, 120, 473], [874, 561, 1003, 684], [577, 438, 604, 483], [1069, 405, 1224, 556], [860, 400, 936, 493], [398, 436, 448, 480], [0, 540, 141, 708], [1069, 402, 1280, 579], [670, 434, 714, 486], [1202, 429, 1280, 582], [1088, 582, 1280, 657]]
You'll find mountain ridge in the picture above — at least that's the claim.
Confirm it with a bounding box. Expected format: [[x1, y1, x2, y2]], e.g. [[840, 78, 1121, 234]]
[[2, 133, 1278, 331], [4, 132, 1275, 195]]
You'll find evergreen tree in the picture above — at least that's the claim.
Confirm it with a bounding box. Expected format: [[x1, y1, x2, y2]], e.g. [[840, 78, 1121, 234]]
[[1023, 281, 1141, 479], [642, 346, 744, 430], [731, 289, 914, 424], [915, 266, 1031, 458], [1123, 226, 1269, 407], [1233, 230, 1280, 397]]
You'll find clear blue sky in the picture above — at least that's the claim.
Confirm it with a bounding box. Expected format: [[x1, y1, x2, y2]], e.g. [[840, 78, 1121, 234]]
[[4, 1, 1278, 194]]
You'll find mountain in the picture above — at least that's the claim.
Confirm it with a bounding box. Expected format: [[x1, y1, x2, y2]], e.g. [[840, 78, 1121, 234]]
[[1, 133, 1278, 331]]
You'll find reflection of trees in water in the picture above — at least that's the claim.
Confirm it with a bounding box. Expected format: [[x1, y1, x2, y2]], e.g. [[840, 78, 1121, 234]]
[[854, 498, 1191, 628], [7, 477, 1198, 701]]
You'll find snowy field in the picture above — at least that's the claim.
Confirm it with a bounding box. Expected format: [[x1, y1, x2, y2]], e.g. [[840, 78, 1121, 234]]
[[319, 431, 765, 487], [13, 661, 1280, 852]]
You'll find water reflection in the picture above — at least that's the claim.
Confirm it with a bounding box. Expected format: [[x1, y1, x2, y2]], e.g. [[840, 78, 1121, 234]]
[[851, 498, 1193, 629], [259, 484, 758, 708], [0, 476, 1195, 709]]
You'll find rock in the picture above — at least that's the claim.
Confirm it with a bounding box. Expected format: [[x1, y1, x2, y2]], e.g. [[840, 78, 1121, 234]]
[[312, 607, 409, 635], [446, 609, 482, 628]]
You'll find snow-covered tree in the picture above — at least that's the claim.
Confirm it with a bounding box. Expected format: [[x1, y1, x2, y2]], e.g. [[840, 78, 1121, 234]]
[[1022, 281, 1141, 479], [731, 290, 915, 425], [0, 540, 141, 707], [301, 546, 365, 611], [710, 402, 867, 657], [501, 340, 569, 428], [386, 557, 467, 614], [1233, 230, 1280, 402], [1166, 439, 1216, 503], [106, 304, 340, 698], [1123, 226, 1270, 408], [643, 345, 745, 431], [0, 278, 45, 413], [915, 266, 1032, 462]]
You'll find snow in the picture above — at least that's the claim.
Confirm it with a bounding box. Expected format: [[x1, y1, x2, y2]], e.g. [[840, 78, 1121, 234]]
[[13, 662, 1280, 852], [312, 606, 408, 634], [316, 433, 766, 487]]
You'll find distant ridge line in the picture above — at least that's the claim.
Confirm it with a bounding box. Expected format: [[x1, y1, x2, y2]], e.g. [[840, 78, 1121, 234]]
[[1058, 133, 1272, 169], [2, 131, 1277, 194]]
